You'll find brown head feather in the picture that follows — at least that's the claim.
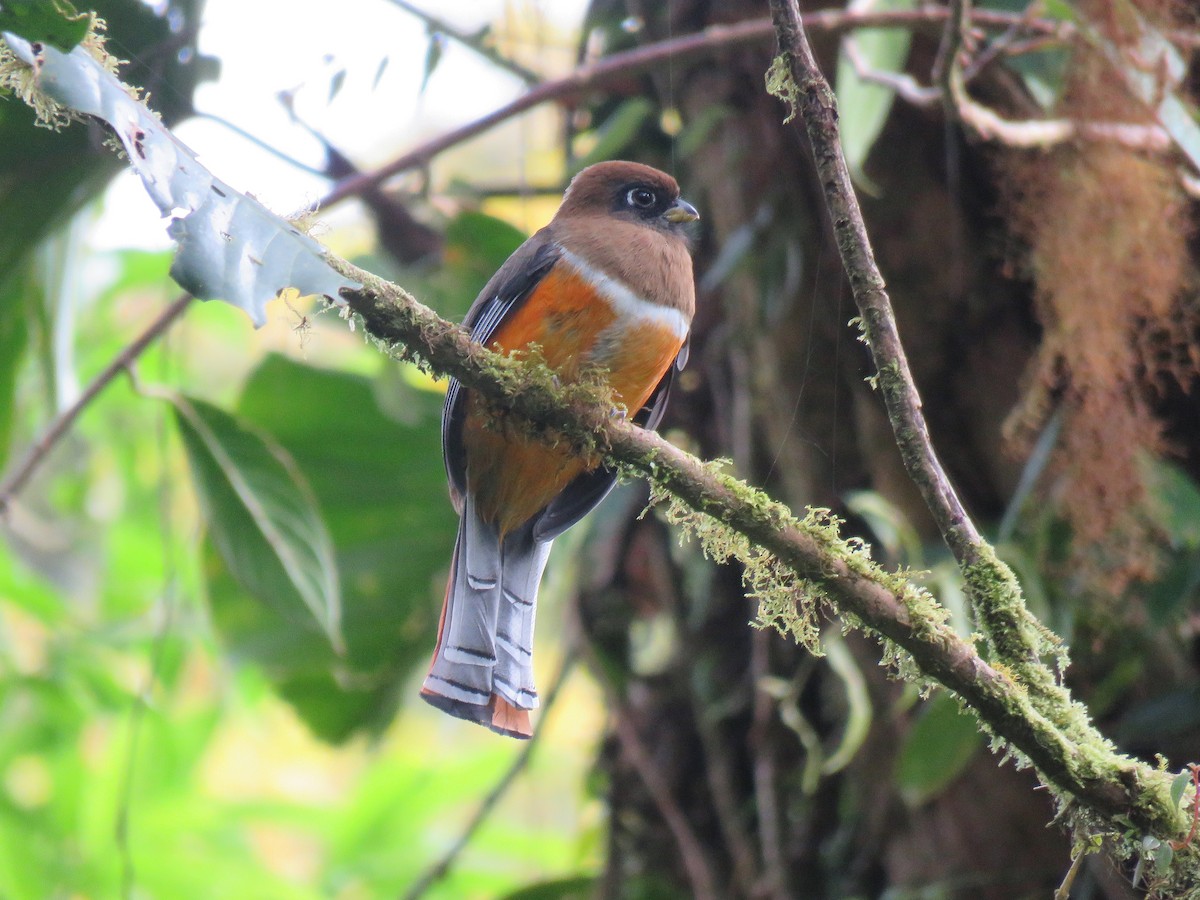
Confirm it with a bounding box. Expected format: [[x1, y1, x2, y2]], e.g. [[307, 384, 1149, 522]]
[[558, 161, 682, 218], [549, 161, 696, 317]]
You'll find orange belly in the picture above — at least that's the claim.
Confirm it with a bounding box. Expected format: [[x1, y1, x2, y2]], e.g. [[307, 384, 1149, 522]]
[[463, 261, 684, 535]]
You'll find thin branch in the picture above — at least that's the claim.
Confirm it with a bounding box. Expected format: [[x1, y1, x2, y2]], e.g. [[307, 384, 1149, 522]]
[[400, 654, 575, 900], [941, 2, 1178, 156], [841, 33, 939, 107], [767, 0, 1109, 788], [317, 17, 773, 208], [954, 101, 1172, 151], [607, 698, 720, 900], [312, 6, 1196, 215], [385, 0, 542, 87], [769, 0, 986, 569], [673, 574, 761, 893], [0, 292, 194, 516], [116, 462, 182, 898], [197, 112, 330, 178], [317, 7, 1077, 211], [328, 256, 1182, 838], [580, 638, 721, 900], [750, 629, 789, 900]]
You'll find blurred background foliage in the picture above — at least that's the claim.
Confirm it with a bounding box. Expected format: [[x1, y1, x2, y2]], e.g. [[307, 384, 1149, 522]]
[[1, 0, 1199, 898]]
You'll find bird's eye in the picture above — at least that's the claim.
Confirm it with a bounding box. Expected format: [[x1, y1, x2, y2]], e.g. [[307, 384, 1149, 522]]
[[626, 187, 656, 209]]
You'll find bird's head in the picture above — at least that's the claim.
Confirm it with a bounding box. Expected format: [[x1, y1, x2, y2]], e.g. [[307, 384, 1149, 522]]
[[558, 161, 699, 234]]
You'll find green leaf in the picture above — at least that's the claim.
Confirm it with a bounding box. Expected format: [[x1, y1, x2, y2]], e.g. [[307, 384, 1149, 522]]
[[1156, 840, 1174, 873], [896, 692, 983, 806], [675, 104, 732, 160], [500, 876, 597, 899], [845, 489, 922, 566], [0, 264, 31, 471], [1171, 770, 1192, 809], [389, 208, 528, 324], [1115, 685, 1200, 747], [170, 393, 343, 650], [572, 97, 655, 173], [443, 210, 527, 287], [1141, 456, 1200, 550], [205, 542, 390, 742], [419, 29, 446, 95], [821, 631, 873, 775], [207, 354, 457, 742], [834, 0, 916, 193], [0, 0, 90, 52]]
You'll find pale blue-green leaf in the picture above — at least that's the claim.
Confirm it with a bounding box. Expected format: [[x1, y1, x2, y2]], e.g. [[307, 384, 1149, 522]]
[[170, 393, 343, 651], [0, 32, 359, 326], [845, 488, 923, 566], [834, 0, 917, 192], [328, 67, 347, 104], [820, 631, 873, 775], [420, 30, 446, 96]]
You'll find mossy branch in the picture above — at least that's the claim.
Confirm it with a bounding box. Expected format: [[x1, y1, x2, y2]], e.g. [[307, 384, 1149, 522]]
[[766, 0, 1192, 879], [328, 257, 1185, 841], [766, 0, 1069, 715]]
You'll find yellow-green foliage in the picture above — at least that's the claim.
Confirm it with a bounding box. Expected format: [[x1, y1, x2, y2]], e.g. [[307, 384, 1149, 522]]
[[643, 465, 957, 666], [765, 53, 799, 123]]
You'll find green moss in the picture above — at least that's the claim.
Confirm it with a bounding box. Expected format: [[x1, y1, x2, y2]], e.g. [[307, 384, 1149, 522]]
[[643, 468, 971, 662], [764, 54, 799, 124]]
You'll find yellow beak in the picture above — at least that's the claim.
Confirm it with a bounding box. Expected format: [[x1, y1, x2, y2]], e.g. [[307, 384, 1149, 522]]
[[664, 198, 700, 223]]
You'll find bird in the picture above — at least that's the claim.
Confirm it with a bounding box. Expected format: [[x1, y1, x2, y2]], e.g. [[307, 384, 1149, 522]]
[[421, 161, 699, 738]]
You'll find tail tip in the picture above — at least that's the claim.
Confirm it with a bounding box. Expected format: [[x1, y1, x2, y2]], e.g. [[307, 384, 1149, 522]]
[[420, 686, 533, 739], [489, 695, 533, 739]]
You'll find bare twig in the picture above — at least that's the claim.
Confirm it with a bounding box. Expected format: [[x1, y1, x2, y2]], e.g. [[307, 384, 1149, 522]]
[[608, 706, 720, 900], [1053, 848, 1087, 900], [676, 589, 760, 892], [955, 103, 1171, 151], [0, 292, 194, 516], [840, 33, 939, 107], [941, 1, 1175, 155], [386, 0, 542, 87], [400, 654, 575, 900], [769, 0, 987, 569], [198, 112, 330, 178], [750, 630, 789, 900], [318, 7, 1078, 211], [579, 639, 721, 900], [116, 431, 182, 899]]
